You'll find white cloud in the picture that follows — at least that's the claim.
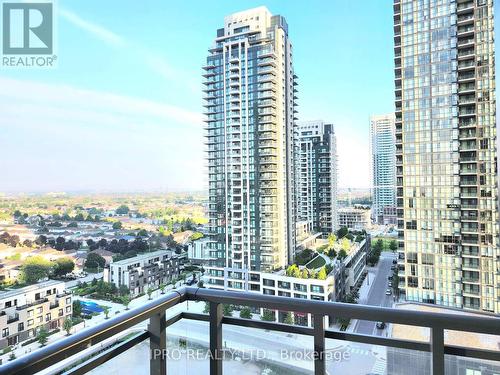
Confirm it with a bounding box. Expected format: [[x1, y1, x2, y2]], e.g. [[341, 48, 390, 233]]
[[59, 8, 126, 48], [0, 77, 205, 192], [0, 77, 203, 127], [59, 7, 199, 93]]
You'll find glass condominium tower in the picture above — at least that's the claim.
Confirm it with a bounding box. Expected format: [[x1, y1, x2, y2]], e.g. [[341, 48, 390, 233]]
[[395, 0, 499, 313], [296, 120, 338, 236], [204, 7, 297, 289], [370, 114, 397, 224]]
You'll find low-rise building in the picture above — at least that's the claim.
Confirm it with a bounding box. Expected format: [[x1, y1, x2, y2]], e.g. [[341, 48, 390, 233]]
[[187, 238, 215, 264], [105, 250, 180, 296], [342, 237, 369, 293], [0, 280, 72, 349], [337, 206, 371, 231], [381, 206, 397, 226], [205, 238, 369, 327]]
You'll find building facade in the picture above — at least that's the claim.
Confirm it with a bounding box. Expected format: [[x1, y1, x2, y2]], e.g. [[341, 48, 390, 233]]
[[370, 113, 397, 225], [187, 238, 215, 264], [0, 280, 72, 349], [296, 120, 338, 235], [337, 207, 371, 231], [394, 0, 499, 313], [105, 250, 180, 296], [204, 7, 298, 289]]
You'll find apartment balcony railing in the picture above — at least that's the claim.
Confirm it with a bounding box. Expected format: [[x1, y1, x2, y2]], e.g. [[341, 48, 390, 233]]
[[3, 287, 500, 375]]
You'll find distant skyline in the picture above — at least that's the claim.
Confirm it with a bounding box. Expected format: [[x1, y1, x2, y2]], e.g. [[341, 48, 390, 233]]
[[2, 1, 401, 192]]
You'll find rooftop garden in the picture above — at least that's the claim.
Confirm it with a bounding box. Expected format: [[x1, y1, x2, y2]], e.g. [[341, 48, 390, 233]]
[[284, 227, 367, 280]]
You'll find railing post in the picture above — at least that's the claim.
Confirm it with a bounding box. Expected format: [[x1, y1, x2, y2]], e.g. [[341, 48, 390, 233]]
[[430, 327, 444, 375], [209, 302, 223, 375], [149, 311, 167, 375], [313, 314, 325, 375]]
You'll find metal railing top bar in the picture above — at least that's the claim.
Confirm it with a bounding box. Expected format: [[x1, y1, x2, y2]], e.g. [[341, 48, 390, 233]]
[[184, 287, 500, 336], [2, 287, 500, 375], [1, 289, 185, 375]]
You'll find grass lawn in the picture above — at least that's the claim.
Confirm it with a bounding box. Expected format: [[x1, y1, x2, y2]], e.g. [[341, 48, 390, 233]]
[[372, 237, 397, 251], [305, 255, 326, 270]]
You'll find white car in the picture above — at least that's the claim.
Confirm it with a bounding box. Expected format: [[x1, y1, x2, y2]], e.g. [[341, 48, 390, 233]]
[[385, 289, 392, 296]]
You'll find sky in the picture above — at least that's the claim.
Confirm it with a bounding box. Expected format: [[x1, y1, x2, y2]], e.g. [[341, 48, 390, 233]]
[[0, 0, 397, 193]]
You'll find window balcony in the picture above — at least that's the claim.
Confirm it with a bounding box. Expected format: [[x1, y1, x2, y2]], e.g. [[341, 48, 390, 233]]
[[4, 287, 500, 375]]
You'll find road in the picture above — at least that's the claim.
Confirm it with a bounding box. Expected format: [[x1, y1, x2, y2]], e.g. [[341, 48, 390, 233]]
[[65, 272, 103, 288], [355, 252, 396, 336], [84, 317, 380, 375]]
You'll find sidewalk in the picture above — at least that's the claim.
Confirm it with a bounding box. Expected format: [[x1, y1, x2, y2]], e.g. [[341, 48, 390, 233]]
[[347, 267, 376, 333], [358, 268, 377, 305]]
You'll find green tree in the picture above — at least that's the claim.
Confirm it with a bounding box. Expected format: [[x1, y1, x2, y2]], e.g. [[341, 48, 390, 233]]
[[261, 309, 275, 322], [112, 221, 123, 230], [317, 267, 327, 280], [137, 229, 148, 237], [147, 287, 154, 300], [286, 264, 301, 278], [119, 284, 129, 296], [20, 256, 53, 284], [122, 295, 131, 310], [73, 300, 82, 317], [85, 252, 106, 270], [389, 240, 397, 252], [102, 306, 110, 319], [327, 233, 337, 248], [283, 312, 294, 325], [35, 235, 48, 246], [159, 283, 166, 294], [63, 318, 73, 336], [116, 205, 130, 215], [37, 326, 49, 347], [52, 258, 75, 277], [337, 226, 348, 239], [341, 238, 351, 252], [327, 248, 337, 258], [203, 302, 210, 314], [189, 232, 204, 241], [338, 249, 348, 260], [300, 268, 309, 279], [222, 304, 233, 317], [74, 213, 85, 221], [239, 307, 252, 319], [8, 352, 16, 361]]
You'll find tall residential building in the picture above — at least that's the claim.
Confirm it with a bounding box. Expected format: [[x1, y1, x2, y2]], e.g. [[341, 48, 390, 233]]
[[296, 120, 338, 235], [394, 0, 499, 313], [370, 114, 397, 225], [203, 7, 297, 289]]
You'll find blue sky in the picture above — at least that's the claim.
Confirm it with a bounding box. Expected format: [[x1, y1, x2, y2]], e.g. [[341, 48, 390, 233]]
[[0, 1, 396, 192]]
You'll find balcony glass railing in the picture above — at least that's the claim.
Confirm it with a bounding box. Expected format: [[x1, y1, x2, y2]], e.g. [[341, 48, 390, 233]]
[[3, 288, 500, 375]]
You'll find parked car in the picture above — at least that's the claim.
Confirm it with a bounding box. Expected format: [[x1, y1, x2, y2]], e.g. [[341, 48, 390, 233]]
[[376, 322, 386, 329], [392, 259, 397, 264], [388, 276, 392, 281], [388, 282, 392, 287], [385, 289, 392, 295]]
